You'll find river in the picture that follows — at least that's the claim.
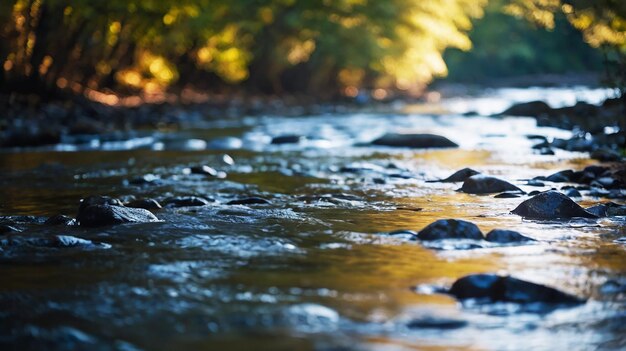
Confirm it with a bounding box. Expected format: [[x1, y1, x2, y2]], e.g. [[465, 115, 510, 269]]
[[0, 87, 624, 351]]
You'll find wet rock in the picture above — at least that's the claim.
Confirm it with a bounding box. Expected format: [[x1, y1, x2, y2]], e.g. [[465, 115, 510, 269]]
[[388, 229, 418, 240], [546, 170, 573, 183], [591, 148, 622, 162], [607, 205, 626, 216], [371, 133, 458, 149], [188, 165, 218, 177], [430, 168, 480, 183], [126, 198, 162, 211], [591, 177, 620, 189], [407, 317, 468, 330], [586, 204, 609, 217], [227, 197, 271, 205], [127, 174, 162, 186], [526, 180, 545, 187], [0, 224, 21, 234], [500, 101, 552, 117], [485, 229, 535, 243], [271, 135, 303, 144], [564, 189, 582, 198], [528, 190, 541, 196], [52, 235, 98, 248], [78, 196, 124, 215], [538, 147, 555, 155], [77, 205, 159, 227], [163, 196, 213, 207], [461, 175, 522, 194], [494, 192, 521, 198], [44, 215, 77, 226], [511, 191, 597, 219], [448, 274, 584, 304], [417, 219, 483, 241]]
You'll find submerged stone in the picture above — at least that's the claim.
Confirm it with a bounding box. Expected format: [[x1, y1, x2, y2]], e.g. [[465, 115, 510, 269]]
[[78, 196, 124, 215], [448, 274, 584, 305], [44, 214, 77, 226], [77, 205, 159, 227], [163, 196, 213, 207], [431, 168, 480, 183], [271, 135, 303, 144], [227, 197, 271, 205], [511, 191, 597, 219], [461, 175, 522, 194], [485, 229, 535, 243], [407, 317, 468, 330], [417, 219, 483, 241], [494, 192, 521, 198], [126, 198, 162, 211], [371, 133, 458, 149]]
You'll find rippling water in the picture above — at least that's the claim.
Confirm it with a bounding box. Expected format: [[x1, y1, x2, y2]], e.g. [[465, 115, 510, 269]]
[[0, 88, 624, 351]]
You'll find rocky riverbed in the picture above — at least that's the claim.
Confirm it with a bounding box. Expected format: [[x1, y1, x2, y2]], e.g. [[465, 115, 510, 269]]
[[0, 87, 625, 351]]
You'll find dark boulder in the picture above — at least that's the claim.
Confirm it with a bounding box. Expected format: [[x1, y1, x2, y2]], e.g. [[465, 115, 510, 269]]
[[586, 204, 609, 217], [163, 196, 213, 207], [227, 197, 271, 205], [448, 274, 584, 304], [417, 219, 483, 241], [271, 135, 303, 144], [0, 224, 20, 234], [590, 148, 621, 162], [189, 165, 219, 177], [494, 192, 521, 198], [430, 168, 480, 183], [77, 205, 159, 227], [407, 317, 467, 330], [546, 170, 573, 183], [126, 198, 162, 211], [461, 175, 522, 194], [564, 189, 582, 198], [44, 214, 77, 226], [78, 196, 124, 215], [511, 191, 597, 219], [371, 133, 458, 149], [485, 229, 535, 243], [500, 101, 552, 117]]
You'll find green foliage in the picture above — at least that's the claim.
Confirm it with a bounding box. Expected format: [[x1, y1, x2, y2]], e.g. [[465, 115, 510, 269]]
[[444, 0, 605, 81]]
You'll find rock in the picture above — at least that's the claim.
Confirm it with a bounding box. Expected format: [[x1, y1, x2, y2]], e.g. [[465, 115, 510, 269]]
[[564, 189, 582, 198], [546, 170, 573, 183], [511, 191, 597, 219], [485, 229, 535, 243], [431, 168, 480, 183], [0, 224, 21, 234], [407, 317, 468, 330], [526, 180, 545, 187], [271, 135, 303, 144], [371, 133, 458, 149], [538, 148, 555, 155], [586, 204, 609, 217], [494, 192, 521, 198], [78, 196, 124, 216], [163, 196, 213, 207], [126, 198, 162, 211], [227, 197, 271, 205], [417, 219, 483, 241], [500, 101, 552, 117], [388, 229, 418, 240], [44, 215, 77, 226], [448, 274, 584, 304], [461, 175, 522, 194], [528, 190, 541, 196], [77, 205, 159, 227], [52, 235, 97, 248], [188, 165, 219, 177], [127, 174, 162, 186], [607, 205, 626, 216], [591, 148, 621, 162]]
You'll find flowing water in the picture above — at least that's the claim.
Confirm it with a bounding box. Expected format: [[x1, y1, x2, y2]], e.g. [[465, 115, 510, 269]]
[[0, 88, 624, 351]]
